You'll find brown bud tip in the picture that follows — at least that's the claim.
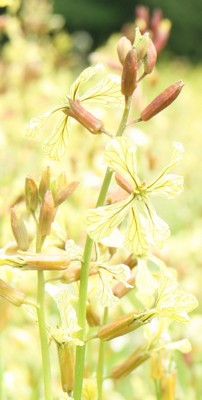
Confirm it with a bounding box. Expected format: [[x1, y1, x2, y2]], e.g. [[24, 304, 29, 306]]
[[38, 190, 55, 237], [54, 180, 79, 207], [117, 36, 132, 66], [121, 49, 138, 97], [25, 176, 38, 212], [39, 166, 51, 199], [115, 172, 133, 194], [68, 98, 103, 134], [140, 80, 184, 121], [10, 207, 29, 251], [143, 38, 157, 75]]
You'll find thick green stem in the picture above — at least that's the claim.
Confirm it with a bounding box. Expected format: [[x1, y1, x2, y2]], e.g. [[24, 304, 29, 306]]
[[36, 238, 52, 400], [154, 379, 161, 400], [96, 308, 108, 400], [73, 98, 132, 400]]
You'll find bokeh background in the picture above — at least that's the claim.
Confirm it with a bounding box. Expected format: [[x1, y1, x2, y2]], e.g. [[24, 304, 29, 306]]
[[0, 1, 202, 399]]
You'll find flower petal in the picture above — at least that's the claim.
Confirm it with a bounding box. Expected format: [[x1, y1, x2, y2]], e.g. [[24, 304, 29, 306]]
[[80, 74, 123, 108], [149, 173, 184, 199], [43, 114, 69, 160], [27, 106, 64, 138], [69, 64, 105, 100], [144, 201, 170, 248], [104, 137, 140, 189], [124, 205, 149, 255]]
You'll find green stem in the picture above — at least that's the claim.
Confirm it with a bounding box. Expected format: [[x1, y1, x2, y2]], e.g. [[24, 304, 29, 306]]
[[97, 308, 108, 400], [154, 379, 161, 400], [36, 238, 53, 400], [73, 98, 132, 400], [0, 333, 4, 400]]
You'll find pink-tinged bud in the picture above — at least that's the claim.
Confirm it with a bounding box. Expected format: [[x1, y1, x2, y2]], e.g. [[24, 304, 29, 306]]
[[150, 8, 163, 35], [113, 269, 136, 299], [86, 303, 100, 327], [135, 5, 150, 31], [117, 36, 132, 66], [57, 342, 75, 393], [54, 181, 79, 207], [39, 166, 51, 199], [115, 173, 133, 194], [0, 279, 25, 307], [25, 176, 38, 212], [112, 349, 149, 379], [38, 190, 55, 237], [121, 49, 138, 97], [68, 98, 104, 134], [140, 80, 184, 121], [153, 20, 171, 53], [123, 253, 138, 270], [10, 207, 29, 251], [24, 254, 71, 270], [143, 38, 157, 75]]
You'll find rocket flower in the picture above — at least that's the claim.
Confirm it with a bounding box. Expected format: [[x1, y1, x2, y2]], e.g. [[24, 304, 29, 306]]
[[86, 136, 184, 255], [27, 64, 123, 160]]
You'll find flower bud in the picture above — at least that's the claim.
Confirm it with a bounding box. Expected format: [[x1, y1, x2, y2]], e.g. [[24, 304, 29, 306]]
[[115, 173, 133, 194], [112, 348, 149, 379], [150, 8, 163, 35], [121, 49, 138, 97], [68, 98, 104, 134], [57, 342, 75, 393], [113, 269, 136, 298], [38, 190, 55, 237], [140, 80, 184, 121], [24, 254, 71, 270], [97, 312, 137, 341], [117, 36, 132, 66], [143, 38, 157, 75], [39, 166, 51, 199], [153, 20, 172, 53], [135, 33, 149, 61], [25, 176, 38, 212], [10, 207, 29, 251], [60, 266, 81, 283], [54, 180, 79, 207], [0, 279, 25, 306], [86, 303, 100, 327]]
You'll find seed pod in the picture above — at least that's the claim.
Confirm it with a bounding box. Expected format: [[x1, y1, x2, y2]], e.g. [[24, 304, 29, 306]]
[[25, 176, 38, 212], [143, 38, 157, 75], [39, 166, 51, 199], [24, 254, 71, 270], [38, 190, 55, 237], [115, 173, 133, 194], [54, 180, 79, 207], [121, 49, 138, 97], [57, 342, 75, 393], [68, 98, 104, 134], [140, 80, 184, 121], [0, 279, 25, 306], [117, 36, 132, 66], [112, 349, 149, 379], [10, 207, 29, 251]]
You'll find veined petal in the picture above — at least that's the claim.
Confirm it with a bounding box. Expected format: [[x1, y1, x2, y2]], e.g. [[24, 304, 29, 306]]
[[148, 173, 184, 199], [80, 74, 123, 108], [69, 64, 105, 100], [86, 194, 135, 242], [99, 263, 131, 286], [43, 114, 69, 160], [97, 272, 120, 308], [27, 105, 64, 138], [104, 137, 141, 189], [136, 259, 158, 303], [144, 201, 170, 248], [124, 205, 149, 255]]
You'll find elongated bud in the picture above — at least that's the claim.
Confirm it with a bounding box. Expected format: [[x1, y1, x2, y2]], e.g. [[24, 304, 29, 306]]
[[10, 207, 29, 251], [121, 49, 138, 97], [39, 166, 51, 199], [54, 181, 79, 207], [117, 36, 132, 65], [143, 38, 157, 75], [150, 8, 163, 35], [112, 348, 149, 379], [38, 190, 55, 237], [58, 342, 75, 393], [135, 33, 149, 61], [0, 279, 25, 306], [25, 176, 38, 212], [113, 269, 136, 298], [24, 254, 71, 270], [68, 98, 104, 134], [60, 266, 81, 283], [153, 20, 171, 53], [115, 172, 133, 194], [140, 80, 184, 121], [98, 312, 137, 341], [161, 372, 177, 400], [86, 303, 100, 327], [135, 5, 150, 32], [150, 352, 164, 380]]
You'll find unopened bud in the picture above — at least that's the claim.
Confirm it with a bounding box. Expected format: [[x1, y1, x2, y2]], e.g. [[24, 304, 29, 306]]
[[54, 181, 79, 207], [98, 312, 137, 341], [39, 166, 51, 199], [38, 190, 55, 237], [150, 8, 163, 35], [24, 254, 71, 270], [0, 279, 25, 306], [143, 38, 157, 75], [140, 80, 184, 121], [117, 36, 132, 66], [25, 176, 38, 212], [58, 342, 75, 393], [153, 20, 172, 53], [112, 348, 149, 379], [10, 207, 29, 251], [86, 303, 100, 327], [115, 173, 133, 194], [121, 49, 138, 97], [135, 33, 149, 61], [68, 98, 104, 134], [60, 266, 81, 283], [113, 269, 136, 298], [135, 5, 150, 30]]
